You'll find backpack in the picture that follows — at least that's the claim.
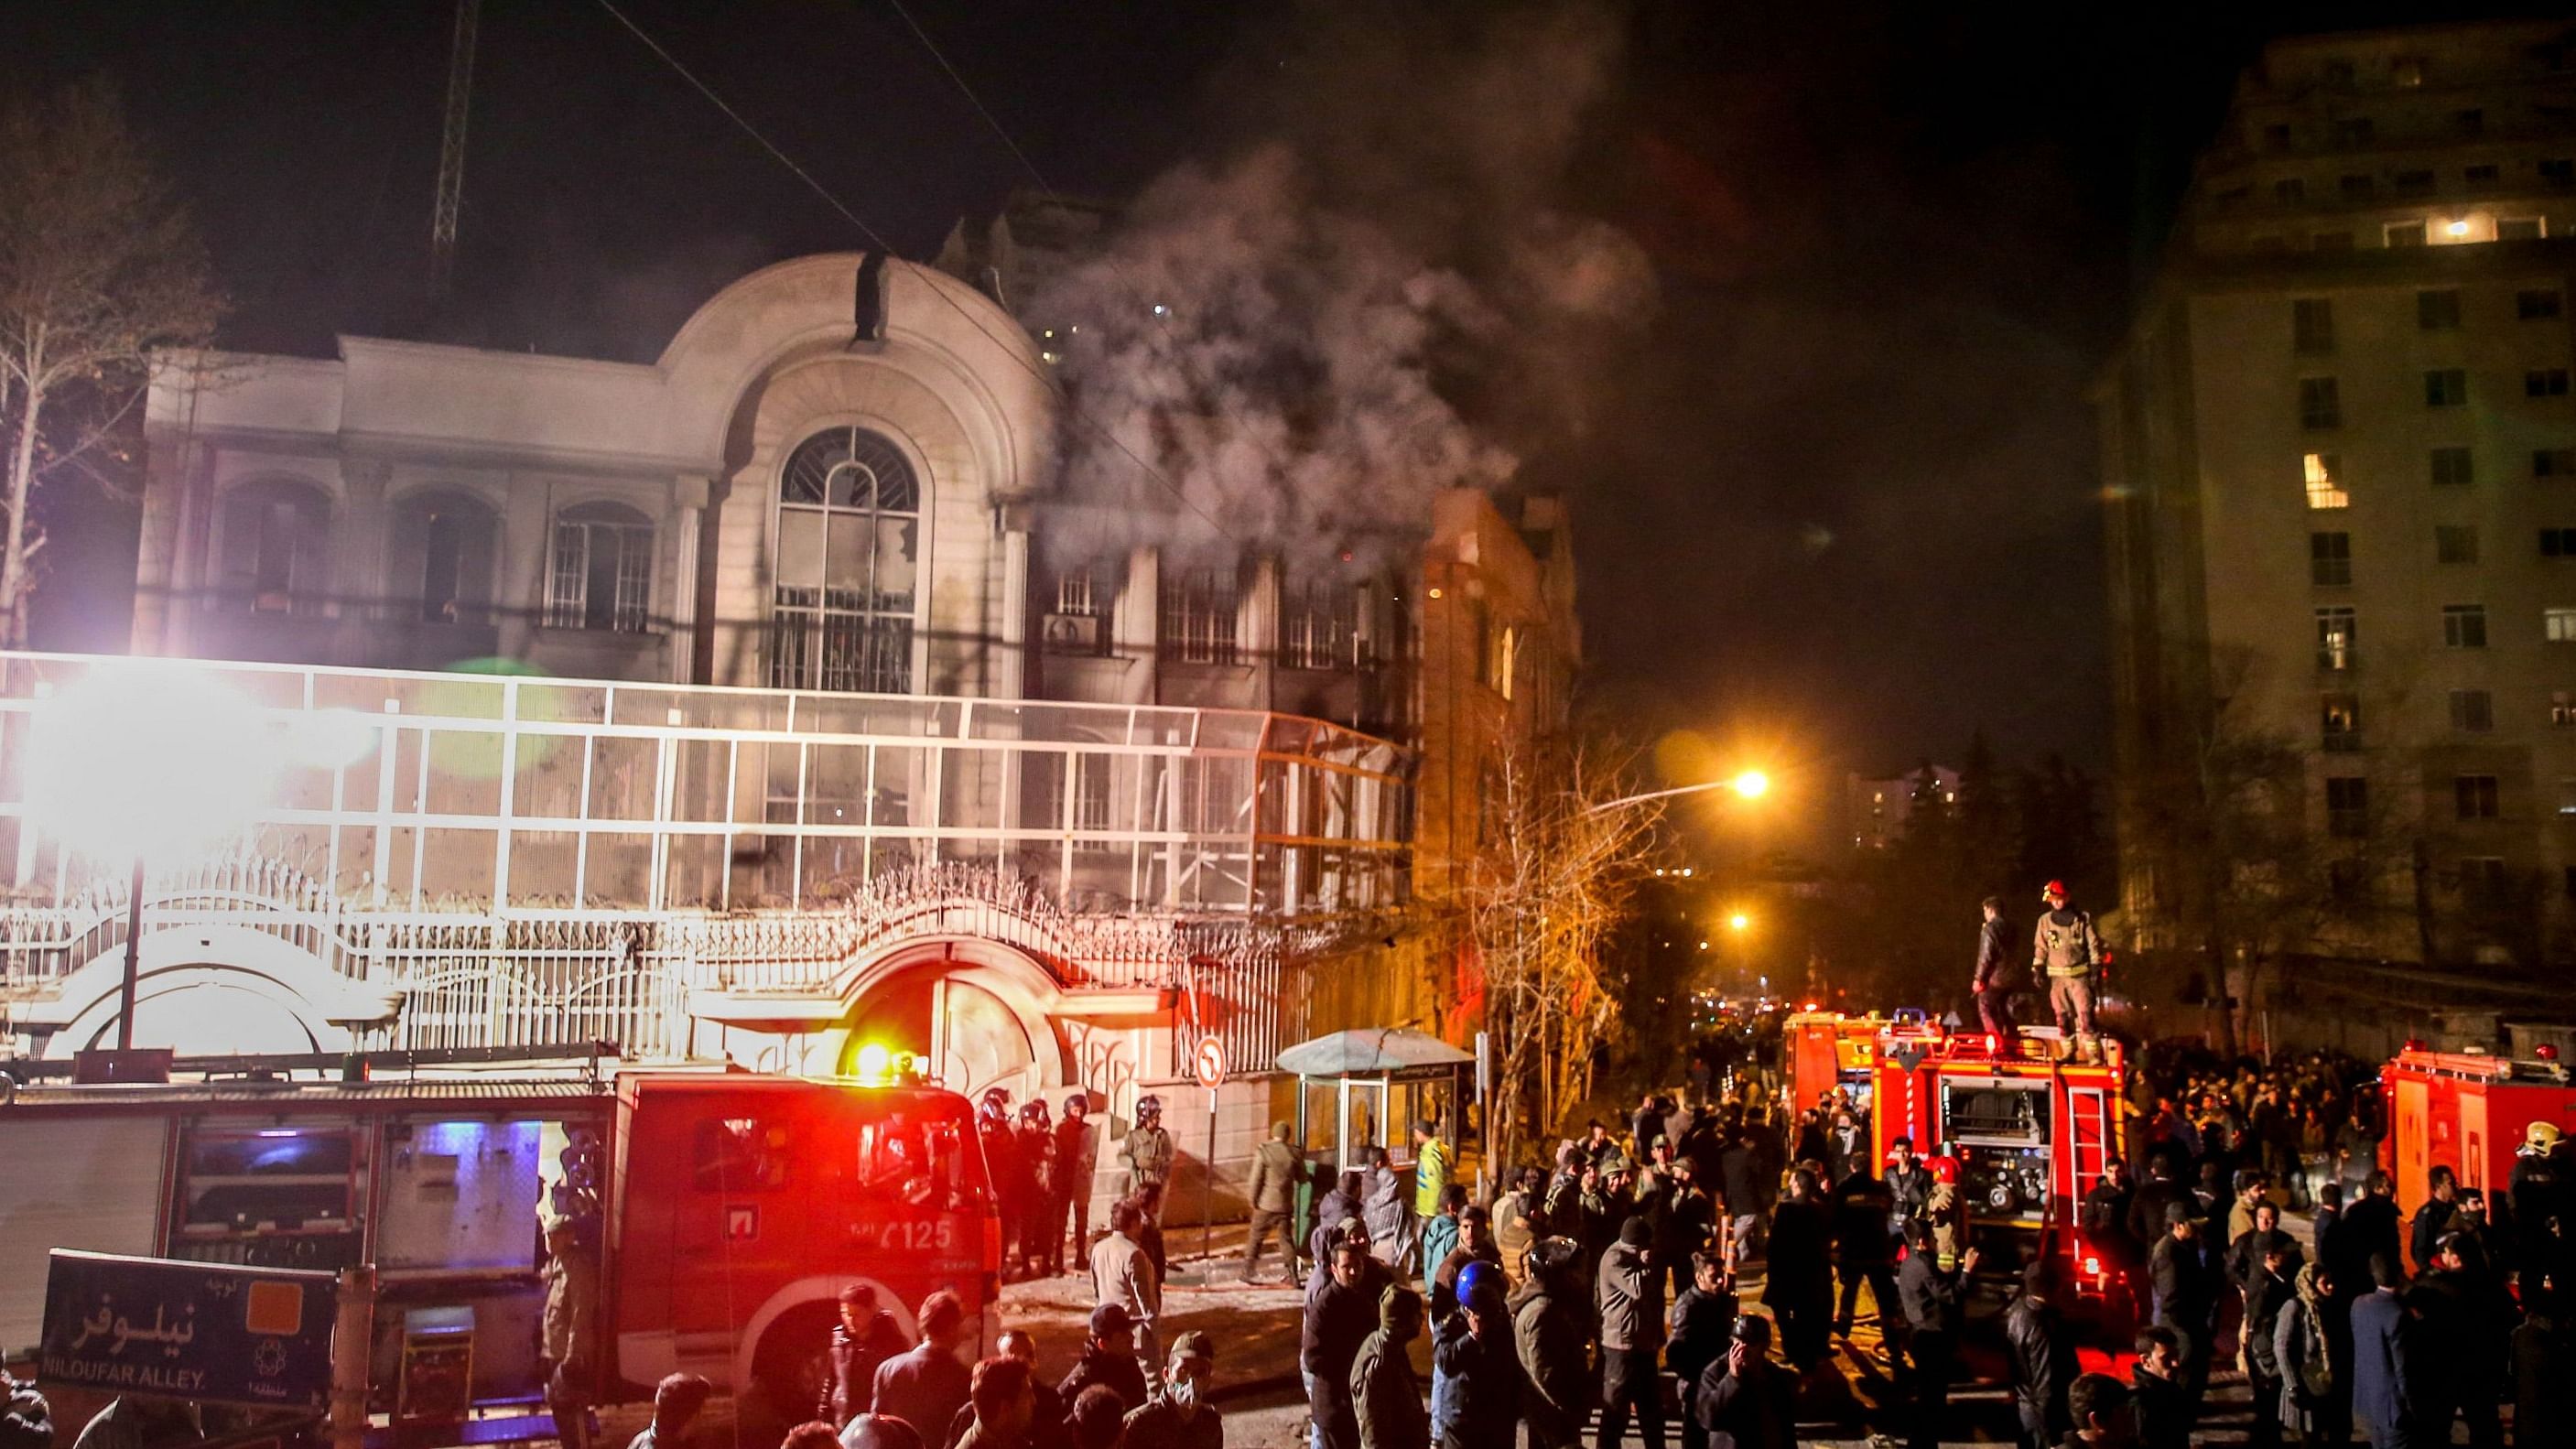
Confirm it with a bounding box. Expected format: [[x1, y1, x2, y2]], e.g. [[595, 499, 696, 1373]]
[[2296, 1299, 2333, 1398]]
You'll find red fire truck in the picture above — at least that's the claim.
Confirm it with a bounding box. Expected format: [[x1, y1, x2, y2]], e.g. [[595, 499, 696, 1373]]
[[2379, 1042, 2576, 1218], [1785, 1011, 1898, 1117], [0, 1056, 998, 1428], [1868, 1022, 2127, 1297]]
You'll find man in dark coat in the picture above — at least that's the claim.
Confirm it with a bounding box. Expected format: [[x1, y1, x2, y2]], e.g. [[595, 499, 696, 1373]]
[[1970, 894, 2018, 1040], [2329, 1174, 2404, 1303], [1431, 1275, 1522, 1449], [824, 1284, 909, 1426], [2003, 1264, 2076, 1449], [2146, 1203, 2218, 1414], [1596, 1217, 1665, 1449], [1692, 1316, 1797, 1449], [1766, 1170, 1835, 1368], [1716, 1129, 1770, 1263], [2241, 1238, 2296, 1449], [1666, 1252, 1738, 1449], [1829, 1164, 1900, 1354], [2415, 1232, 2513, 1449], [1244, 1121, 1302, 1284], [871, 1291, 972, 1444], [1058, 1303, 1149, 1414], [1895, 1222, 1974, 1449], [2348, 1254, 2414, 1449], [1304, 1235, 1392, 1449], [1511, 1238, 1591, 1449], [2129, 1327, 2191, 1449]]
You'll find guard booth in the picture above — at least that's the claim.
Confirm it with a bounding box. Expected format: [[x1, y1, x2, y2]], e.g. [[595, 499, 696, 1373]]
[[1276, 1027, 1474, 1237]]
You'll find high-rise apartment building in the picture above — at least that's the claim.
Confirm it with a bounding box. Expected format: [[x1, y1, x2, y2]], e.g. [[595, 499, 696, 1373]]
[[2102, 21, 2576, 972]]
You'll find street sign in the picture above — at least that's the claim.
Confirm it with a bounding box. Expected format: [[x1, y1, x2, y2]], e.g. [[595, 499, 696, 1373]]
[[1193, 1036, 1227, 1090], [40, 1249, 338, 1411]]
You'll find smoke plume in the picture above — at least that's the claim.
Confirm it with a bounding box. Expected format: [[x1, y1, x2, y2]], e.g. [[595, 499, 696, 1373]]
[[1032, 1, 1653, 568]]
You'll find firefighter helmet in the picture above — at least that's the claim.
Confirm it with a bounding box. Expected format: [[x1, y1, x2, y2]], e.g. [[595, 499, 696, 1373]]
[[1137, 1093, 1164, 1118], [2040, 879, 2069, 901]]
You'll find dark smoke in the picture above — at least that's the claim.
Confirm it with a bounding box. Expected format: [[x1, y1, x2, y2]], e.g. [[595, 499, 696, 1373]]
[[1033, 1, 1654, 567]]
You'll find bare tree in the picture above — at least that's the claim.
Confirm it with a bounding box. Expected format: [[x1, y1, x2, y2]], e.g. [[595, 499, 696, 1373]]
[[1463, 738, 1661, 1172], [0, 81, 222, 644]]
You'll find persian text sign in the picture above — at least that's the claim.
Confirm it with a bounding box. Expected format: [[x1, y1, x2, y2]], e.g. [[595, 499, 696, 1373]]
[[40, 1251, 337, 1410]]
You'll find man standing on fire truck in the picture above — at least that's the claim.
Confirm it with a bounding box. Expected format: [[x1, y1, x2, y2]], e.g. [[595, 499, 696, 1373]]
[[2032, 880, 2105, 1063]]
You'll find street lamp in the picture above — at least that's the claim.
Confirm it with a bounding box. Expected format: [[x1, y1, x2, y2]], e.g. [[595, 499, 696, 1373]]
[[24, 664, 369, 1053], [1586, 768, 1780, 816], [1728, 912, 1751, 932]]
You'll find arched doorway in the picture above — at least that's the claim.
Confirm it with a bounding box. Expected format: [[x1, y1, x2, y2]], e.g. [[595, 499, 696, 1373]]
[[835, 940, 1065, 1106], [30, 925, 403, 1058]]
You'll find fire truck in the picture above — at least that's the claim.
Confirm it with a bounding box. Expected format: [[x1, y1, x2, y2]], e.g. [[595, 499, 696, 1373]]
[[1785, 1011, 1900, 1117], [2379, 1041, 2576, 1217], [0, 1051, 998, 1429], [1868, 1022, 2127, 1297]]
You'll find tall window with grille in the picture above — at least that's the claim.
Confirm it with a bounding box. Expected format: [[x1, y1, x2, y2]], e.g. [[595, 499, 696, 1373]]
[[1044, 568, 1108, 654], [545, 503, 654, 632], [1160, 567, 1239, 665], [212, 479, 332, 614], [1282, 579, 1358, 670], [2315, 605, 2355, 670], [770, 427, 921, 693], [2322, 691, 2363, 752], [2304, 452, 2348, 509]]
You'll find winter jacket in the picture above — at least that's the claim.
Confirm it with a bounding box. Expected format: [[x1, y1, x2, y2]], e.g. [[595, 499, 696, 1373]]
[[2003, 1292, 2075, 1437], [2348, 1287, 2412, 1434], [1351, 1324, 1428, 1449], [1831, 1173, 1897, 1265], [1303, 1255, 1392, 1449], [1429, 1314, 1521, 1448], [1056, 1344, 1149, 1416], [1973, 914, 2016, 990], [825, 1314, 908, 1425], [1413, 1136, 1452, 1219], [1692, 1359, 1798, 1449], [1248, 1138, 1300, 1216], [1491, 1190, 1536, 1276], [1090, 1229, 1161, 1331], [2148, 1232, 2218, 1334], [1363, 1168, 1412, 1268], [2514, 1306, 2575, 1449], [2242, 1267, 2293, 1379], [1895, 1249, 1964, 1335], [2274, 1265, 2336, 1438], [1510, 1276, 1590, 1448], [1665, 1283, 1738, 1390], [1121, 1124, 1174, 1191], [871, 1343, 970, 1448], [1596, 1240, 1662, 1353], [2225, 1226, 2303, 1291], [1418, 1215, 1459, 1297]]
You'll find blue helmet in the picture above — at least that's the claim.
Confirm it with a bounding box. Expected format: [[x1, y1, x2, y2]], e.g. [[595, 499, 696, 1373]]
[[1456, 1260, 1500, 1307]]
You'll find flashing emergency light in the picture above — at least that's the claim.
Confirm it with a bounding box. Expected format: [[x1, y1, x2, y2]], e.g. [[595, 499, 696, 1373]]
[[853, 1042, 893, 1082]]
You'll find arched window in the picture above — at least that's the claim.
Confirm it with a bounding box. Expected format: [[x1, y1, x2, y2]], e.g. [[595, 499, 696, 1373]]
[[770, 427, 921, 693], [545, 502, 655, 633], [211, 478, 331, 614], [388, 491, 499, 624]]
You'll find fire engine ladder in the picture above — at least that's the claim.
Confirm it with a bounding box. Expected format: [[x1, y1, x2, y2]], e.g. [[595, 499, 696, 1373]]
[[2062, 1070, 2113, 1199]]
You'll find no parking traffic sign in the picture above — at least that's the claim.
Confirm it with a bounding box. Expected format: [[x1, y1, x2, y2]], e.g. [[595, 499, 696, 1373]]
[[1193, 1036, 1227, 1090]]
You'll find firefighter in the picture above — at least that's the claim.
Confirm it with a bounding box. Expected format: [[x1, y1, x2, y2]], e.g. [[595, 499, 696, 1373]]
[[1015, 1099, 1057, 1281], [2510, 1120, 2570, 1286], [1124, 1095, 1174, 1198], [542, 1215, 601, 1449], [1055, 1094, 1099, 1272], [2031, 879, 2106, 1063], [980, 1087, 1025, 1278]]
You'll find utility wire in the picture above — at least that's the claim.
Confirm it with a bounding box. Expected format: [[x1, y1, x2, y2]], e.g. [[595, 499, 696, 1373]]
[[589, 0, 1238, 544], [880, 0, 1055, 201]]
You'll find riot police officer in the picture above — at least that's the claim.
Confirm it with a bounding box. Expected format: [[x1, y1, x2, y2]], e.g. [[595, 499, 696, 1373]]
[[1125, 1094, 1174, 1199]]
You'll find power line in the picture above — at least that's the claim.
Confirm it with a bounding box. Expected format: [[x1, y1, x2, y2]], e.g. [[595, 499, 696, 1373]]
[[588, 0, 1238, 546], [879, 0, 1055, 200]]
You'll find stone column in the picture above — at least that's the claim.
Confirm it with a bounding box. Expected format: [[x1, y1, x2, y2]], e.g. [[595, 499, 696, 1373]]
[[667, 473, 709, 685], [997, 509, 1030, 699], [339, 460, 391, 654]]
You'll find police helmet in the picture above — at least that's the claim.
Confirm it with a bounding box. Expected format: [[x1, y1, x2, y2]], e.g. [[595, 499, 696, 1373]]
[[1137, 1093, 1163, 1118]]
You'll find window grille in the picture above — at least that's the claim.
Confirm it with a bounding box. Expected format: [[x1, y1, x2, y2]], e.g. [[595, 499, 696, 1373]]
[[1161, 568, 1239, 665], [770, 427, 921, 693], [545, 504, 654, 633]]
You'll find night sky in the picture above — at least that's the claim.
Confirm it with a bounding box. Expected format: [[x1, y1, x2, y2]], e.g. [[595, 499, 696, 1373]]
[[6, 1, 2540, 788]]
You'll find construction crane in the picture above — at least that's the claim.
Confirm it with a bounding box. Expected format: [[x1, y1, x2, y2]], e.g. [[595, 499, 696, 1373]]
[[429, 0, 481, 303]]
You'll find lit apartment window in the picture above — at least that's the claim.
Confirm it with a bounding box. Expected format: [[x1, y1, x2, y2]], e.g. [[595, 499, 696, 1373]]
[[1159, 567, 1239, 665], [2334, 118, 2376, 146], [2311, 532, 2353, 586], [2558, 690, 2576, 727], [2431, 447, 2473, 487], [2315, 605, 2356, 669], [2533, 370, 2573, 398], [2326, 776, 2369, 837], [2418, 288, 2462, 329], [2292, 297, 2334, 352], [2522, 289, 2565, 319], [2322, 692, 2363, 751], [543, 502, 654, 633], [2543, 528, 2576, 557], [2386, 221, 2429, 247], [2425, 369, 2468, 406], [2275, 178, 2307, 204], [2455, 775, 2501, 820], [2300, 377, 2342, 428], [2339, 175, 2374, 200], [2444, 603, 2488, 647], [2436, 524, 2480, 564], [2304, 453, 2349, 508], [2466, 163, 2501, 189], [2550, 606, 2576, 643], [2452, 688, 2495, 732], [2500, 217, 2547, 241], [2396, 170, 2437, 198], [2538, 449, 2576, 478]]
